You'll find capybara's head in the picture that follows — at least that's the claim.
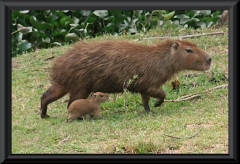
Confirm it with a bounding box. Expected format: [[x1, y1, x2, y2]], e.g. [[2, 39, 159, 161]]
[[92, 92, 109, 103], [171, 40, 212, 71]]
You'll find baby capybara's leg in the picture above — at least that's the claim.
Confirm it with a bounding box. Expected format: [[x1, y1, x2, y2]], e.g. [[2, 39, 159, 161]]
[[40, 84, 67, 118], [141, 94, 151, 112], [67, 114, 81, 122], [92, 109, 102, 119]]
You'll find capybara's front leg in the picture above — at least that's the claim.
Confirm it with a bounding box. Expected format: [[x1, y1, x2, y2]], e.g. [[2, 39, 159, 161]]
[[40, 84, 67, 118], [141, 94, 150, 112]]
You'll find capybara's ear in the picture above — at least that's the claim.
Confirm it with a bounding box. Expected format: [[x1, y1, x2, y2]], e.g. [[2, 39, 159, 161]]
[[172, 41, 180, 51]]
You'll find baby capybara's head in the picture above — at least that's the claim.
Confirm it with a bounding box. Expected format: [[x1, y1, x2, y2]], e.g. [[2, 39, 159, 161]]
[[91, 92, 109, 103]]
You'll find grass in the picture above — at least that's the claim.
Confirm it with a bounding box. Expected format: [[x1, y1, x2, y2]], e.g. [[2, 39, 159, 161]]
[[12, 24, 228, 154]]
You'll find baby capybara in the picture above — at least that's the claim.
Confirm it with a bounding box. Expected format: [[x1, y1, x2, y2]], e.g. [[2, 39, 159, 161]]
[[40, 39, 212, 118], [67, 92, 108, 122]]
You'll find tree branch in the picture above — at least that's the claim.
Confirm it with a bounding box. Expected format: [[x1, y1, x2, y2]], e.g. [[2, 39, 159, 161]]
[[164, 83, 228, 102], [58, 135, 70, 145], [164, 129, 202, 139]]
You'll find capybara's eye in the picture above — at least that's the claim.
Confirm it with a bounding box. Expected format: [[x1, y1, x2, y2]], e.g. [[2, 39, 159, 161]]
[[100, 95, 103, 97], [185, 49, 193, 53]]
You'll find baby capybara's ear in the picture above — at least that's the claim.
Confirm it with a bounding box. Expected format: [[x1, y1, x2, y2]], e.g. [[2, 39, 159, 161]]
[[90, 92, 94, 97]]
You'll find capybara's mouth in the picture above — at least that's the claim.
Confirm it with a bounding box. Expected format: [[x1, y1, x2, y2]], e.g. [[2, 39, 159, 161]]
[[204, 63, 212, 71]]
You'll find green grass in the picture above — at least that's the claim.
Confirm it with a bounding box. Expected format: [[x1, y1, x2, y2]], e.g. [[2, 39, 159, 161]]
[[12, 24, 228, 154]]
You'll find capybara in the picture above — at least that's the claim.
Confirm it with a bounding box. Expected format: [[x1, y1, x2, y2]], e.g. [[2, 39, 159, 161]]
[[40, 39, 212, 118], [67, 92, 109, 122]]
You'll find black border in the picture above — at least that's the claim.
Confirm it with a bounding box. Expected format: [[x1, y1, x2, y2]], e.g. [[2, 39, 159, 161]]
[[0, 0, 239, 163]]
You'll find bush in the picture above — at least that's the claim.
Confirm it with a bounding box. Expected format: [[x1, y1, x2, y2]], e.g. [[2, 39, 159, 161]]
[[11, 10, 222, 57]]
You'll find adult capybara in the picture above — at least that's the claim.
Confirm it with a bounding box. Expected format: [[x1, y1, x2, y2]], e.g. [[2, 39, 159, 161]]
[[40, 39, 212, 118], [67, 92, 109, 122]]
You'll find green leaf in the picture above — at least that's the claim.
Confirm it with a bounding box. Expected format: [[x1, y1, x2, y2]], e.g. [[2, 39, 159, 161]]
[[174, 14, 189, 19], [65, 33, 79, 42], [81, 10, 91, 16], [134, 10, 143, 21], [129, 18, 138, 28], [72, 16, 80, 24], [186, 10, 201, 18], [106, 22, 117, 31], [197, 22, 206, 28], [93, 10, 108, 18], [128, 28, 137, 34], [19, 41, 31, 52], [42, 37, 51, 43], [42, 22, 53, 30], [206, 20, 213, 27], [191, 18, 200, 22], [152, 10, 163, 17], [70, 24, 80, 27], [39, 30, 47, 38], [109, 10, 122, 16], [164, 11, 175, 22], [180, 18, 191, 25], [164, 20, 173, 26], [212, 11, 222, 18], [173, 20, 180, 26], [19, 10, 29, 14], [60, 16, 74, 26], [29, 16, 42, 30], [59, 29, 67, 36], [52, 22, 59, 27], [16, 32, 22, 42], [84, 13, 97, 23], [52, 42, 61, 46], [118, 24, 128, 31], [12, 10, 21, 19], [201, 10, 211, 16]]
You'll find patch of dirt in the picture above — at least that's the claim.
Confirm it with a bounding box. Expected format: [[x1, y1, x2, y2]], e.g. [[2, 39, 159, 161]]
[[186, 123, 214, 128], [12, 60, 19, 68]]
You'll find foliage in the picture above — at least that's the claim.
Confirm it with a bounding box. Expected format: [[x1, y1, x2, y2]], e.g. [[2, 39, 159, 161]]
[[170, 10, 222, 28], [11, 10, 222, 57]]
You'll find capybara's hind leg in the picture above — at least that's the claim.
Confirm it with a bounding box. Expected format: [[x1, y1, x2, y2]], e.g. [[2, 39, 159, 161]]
[[148, 88, 166, 107], [154, 98, 164, 107], [40, 84, 67, 118]]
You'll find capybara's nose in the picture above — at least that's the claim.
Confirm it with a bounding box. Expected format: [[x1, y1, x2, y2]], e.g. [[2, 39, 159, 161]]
[[206, 54, 212, 64]]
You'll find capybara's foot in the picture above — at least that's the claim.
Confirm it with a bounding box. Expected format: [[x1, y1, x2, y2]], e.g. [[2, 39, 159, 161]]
[[154, 99, 164, 107], [40, 114, 50, 118]]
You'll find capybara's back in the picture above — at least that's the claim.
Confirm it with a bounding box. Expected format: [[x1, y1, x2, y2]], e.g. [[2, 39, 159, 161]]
[[40, 39, 212, 118]]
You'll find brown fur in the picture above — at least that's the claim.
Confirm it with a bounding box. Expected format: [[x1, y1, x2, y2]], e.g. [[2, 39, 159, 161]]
[[40, 39, 212, 118], [67, 92, 108, 122]]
